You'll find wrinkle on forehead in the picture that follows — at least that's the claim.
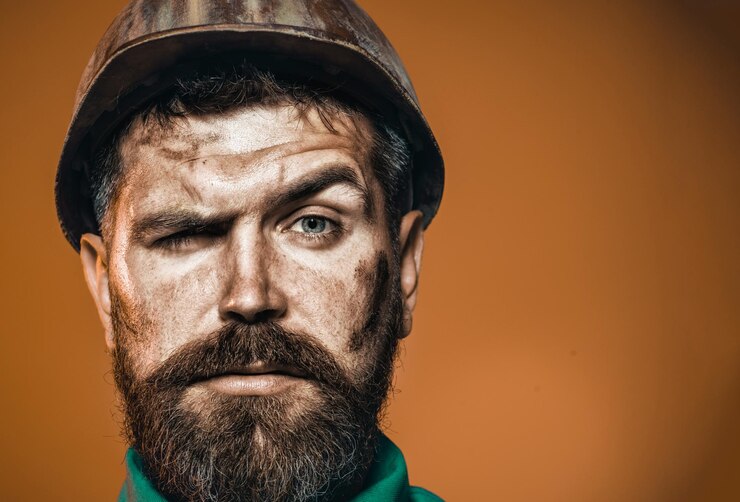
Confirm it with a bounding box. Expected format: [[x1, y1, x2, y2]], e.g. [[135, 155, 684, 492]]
[[120, 104, 373, 166], [114, 105, 377, 215], [129, 144, 370, 219]]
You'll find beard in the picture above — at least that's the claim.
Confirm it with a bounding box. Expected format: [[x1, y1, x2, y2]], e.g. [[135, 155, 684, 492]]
[[110, 254, 402, 502]]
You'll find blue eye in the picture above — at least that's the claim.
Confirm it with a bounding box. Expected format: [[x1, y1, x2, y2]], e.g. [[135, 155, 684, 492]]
[[300, 216, 327, 233], [286, 214, 342, 244]]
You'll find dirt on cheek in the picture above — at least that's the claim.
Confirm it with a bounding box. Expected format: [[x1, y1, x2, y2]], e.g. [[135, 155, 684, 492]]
[[110, 261, 175, 346], [110, 284, 156, 384], [350, 252, 392, 351]]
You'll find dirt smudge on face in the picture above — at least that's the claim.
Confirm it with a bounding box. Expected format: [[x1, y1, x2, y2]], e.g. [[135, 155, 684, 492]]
[[350, 251, 393, 352], [122, 115, 225, 166]]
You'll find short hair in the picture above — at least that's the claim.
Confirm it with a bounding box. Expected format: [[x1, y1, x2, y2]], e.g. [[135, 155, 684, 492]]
[[90, 62, 413, 239]]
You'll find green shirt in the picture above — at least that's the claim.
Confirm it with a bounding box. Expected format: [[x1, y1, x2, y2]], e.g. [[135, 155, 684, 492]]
[[119, 435, 442, 501]]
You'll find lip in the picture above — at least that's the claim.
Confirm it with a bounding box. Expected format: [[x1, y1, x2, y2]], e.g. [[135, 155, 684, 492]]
[[193, 362, 308, 396]]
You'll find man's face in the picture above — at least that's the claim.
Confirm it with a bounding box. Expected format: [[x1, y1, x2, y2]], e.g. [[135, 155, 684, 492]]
[[79, 104, 424, 501]]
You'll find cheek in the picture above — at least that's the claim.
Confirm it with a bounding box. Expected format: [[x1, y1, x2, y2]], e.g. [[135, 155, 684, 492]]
[[276, 246, 380, 356], [112, 247, 222, 370]]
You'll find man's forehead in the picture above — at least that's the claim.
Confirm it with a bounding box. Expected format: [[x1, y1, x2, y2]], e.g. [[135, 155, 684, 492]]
[[111, 104, 379, 221], [120, 104, 374, 165]]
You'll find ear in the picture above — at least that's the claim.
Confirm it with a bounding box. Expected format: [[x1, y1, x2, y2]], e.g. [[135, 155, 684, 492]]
[[398, 210, 425, 338], [80, 233, 115, 351]]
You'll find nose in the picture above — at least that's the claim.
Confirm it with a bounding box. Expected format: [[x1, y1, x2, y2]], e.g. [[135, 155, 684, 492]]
[[218, 229, 287, 323]]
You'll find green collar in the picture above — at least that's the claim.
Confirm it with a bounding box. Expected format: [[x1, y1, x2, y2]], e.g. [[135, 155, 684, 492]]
[[119, 434, 442, 501]]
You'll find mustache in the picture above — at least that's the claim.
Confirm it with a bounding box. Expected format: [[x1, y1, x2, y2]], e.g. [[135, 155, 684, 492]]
[[143, 321, 351, 394]]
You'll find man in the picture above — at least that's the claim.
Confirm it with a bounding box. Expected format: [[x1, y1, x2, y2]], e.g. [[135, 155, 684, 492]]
[[55, 0, 444, 501]]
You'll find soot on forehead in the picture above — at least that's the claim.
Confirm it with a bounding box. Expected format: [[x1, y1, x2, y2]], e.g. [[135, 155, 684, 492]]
[[120, 115, 221, 164]]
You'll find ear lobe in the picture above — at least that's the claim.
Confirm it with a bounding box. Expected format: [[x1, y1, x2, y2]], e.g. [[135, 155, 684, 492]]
[[80, 233, 115, 351], [398, 210, 425, 338]]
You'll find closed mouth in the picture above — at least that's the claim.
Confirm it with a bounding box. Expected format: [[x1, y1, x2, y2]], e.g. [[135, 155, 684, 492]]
[[187, 362, 310, 396]]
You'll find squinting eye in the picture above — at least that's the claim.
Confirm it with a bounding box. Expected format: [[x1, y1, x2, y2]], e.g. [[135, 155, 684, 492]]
[[301, 216, 327, 233]]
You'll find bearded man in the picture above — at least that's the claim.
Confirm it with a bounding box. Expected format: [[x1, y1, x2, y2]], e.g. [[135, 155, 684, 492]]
[[55, 1, 444, 501]]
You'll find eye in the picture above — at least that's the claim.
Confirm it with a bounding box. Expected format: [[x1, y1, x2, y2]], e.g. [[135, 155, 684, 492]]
[[300, 216, 328, 233], [287, 215, 342, 243], [155, 225, 227, 251], [157, 232, 197, 250]]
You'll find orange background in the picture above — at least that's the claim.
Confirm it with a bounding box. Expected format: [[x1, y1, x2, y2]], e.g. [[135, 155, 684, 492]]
[[1, 1, 740, 501]]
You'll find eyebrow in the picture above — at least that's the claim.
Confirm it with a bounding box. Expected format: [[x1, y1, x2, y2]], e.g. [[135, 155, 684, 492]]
[[130, 164, 374, 241], [265, 164, 373, 219], [130, 211, 233, 242]]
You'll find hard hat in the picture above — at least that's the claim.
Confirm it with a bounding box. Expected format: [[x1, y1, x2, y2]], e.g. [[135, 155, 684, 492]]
[[55, 0, 444, 252]]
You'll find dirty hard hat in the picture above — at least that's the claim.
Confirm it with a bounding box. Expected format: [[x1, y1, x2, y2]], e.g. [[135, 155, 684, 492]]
[[55, 0, 444, 252]]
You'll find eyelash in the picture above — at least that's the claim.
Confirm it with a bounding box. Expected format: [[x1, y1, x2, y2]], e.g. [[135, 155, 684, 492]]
[[157, 234, 193, 250], [154, 227, 224, 251]]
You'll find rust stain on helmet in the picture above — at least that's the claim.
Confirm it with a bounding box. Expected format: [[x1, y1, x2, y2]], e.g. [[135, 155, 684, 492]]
[[56, 0, 444, 251]]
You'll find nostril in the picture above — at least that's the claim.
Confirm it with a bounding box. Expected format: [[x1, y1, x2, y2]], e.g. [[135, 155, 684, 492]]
[[252, 309, 280, 323], [223, 308, 282, 324]]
